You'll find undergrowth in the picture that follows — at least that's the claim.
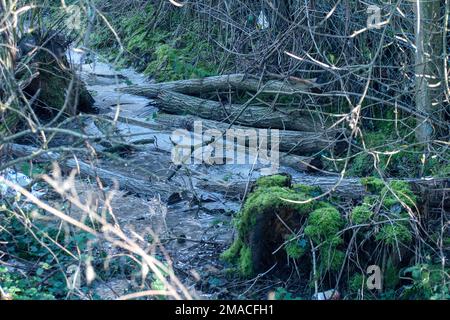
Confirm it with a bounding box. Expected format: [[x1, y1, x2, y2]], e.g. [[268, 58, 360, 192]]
[[90, 3, 221, 81]]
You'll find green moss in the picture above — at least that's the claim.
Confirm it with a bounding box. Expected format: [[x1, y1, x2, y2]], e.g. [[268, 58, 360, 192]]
[[361, 178, 416, 212], [345, 126, 447, 177], [292, 184, 322, 197], [363, 195, 378, 206], [92, 4, 218, 81], [220, 238, 243, 264], [91, 3, 220, 81], [351, 205, 373, 225], [347, 132, 389, 176], [238, 245, 253, 277], [285, 237, 307, 259], [256, 174, 291, 189], [222, 185, 314, 276], [237, 186, 314, 238], [320, 247, 345, 272], [381, 181, 416, 209], [361, 177, 385, 193], [304, 207, 344, 245], [376, 223, 412, 245], [144, 42, 215, 81], [222, 175, 333, 277], [348, 153, 374, 177]]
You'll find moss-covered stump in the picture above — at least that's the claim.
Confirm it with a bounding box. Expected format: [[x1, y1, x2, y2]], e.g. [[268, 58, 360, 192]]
[[220, 174, 438, 299], [221, 174, 344, 277], [18, 32, 96, 121]]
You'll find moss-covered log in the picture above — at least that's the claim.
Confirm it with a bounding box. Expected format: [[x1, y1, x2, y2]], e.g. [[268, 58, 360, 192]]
[[220, 174, 434, 297], [198, 176, 450, 209], [221, 174, 344, 277]]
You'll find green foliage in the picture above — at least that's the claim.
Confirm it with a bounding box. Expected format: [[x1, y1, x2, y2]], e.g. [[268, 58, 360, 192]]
[[237, 186, 314, 239], [349, 273, 365, 293], [346, 127, 449, 178], [19, 161, 45, 178], [400, 264, 450, 299], [222, 174, 348, 278], [0, 267, 56, 300], [225, 184, 314, 276], [384, 257, 400, 291], [348, 152, 374, 177], [361, 178, 416, 211], [0, 202, 165, 300], [303, 206, 346, 274], [292, 184, 322, 197], [222, 175, 335, 277], [0, 210, 93, 299], [144, 42, 215, 81], [361, 177, 385, 193], [359, 179, 416, 247], [431, 161, 450, 178], [220, 237, 243, 264]]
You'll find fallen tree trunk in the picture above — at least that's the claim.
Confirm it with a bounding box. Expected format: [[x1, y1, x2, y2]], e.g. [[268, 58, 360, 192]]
[[4, 143, 177, 201], [98, 114, 325, 172], [196, 176, 366, 201], [118, 73, 316, 97], [196, 175, 450, 209], [154, 113, 347, 155], [138, 88, 324, 132]]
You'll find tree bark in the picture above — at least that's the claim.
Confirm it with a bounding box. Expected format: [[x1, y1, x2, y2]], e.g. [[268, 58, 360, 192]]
[[154, 113, 347, 155], [5, 143, 177, 200], [0, 0, 21, 136], [196, 175, 450, 209], [118, 73, 316, 97], [139, 88, 324, 131], [414, 0, 445, 144]]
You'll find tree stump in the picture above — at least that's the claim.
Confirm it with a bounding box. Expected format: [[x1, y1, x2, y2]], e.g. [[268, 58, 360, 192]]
[[18, 31, 97, 120]]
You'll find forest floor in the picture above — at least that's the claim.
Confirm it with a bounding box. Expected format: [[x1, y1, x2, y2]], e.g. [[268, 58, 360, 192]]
[[58, 51, 312, 299]]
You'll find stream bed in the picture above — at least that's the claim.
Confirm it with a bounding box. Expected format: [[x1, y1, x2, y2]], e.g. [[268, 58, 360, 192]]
[[63, 50, 316, 299]]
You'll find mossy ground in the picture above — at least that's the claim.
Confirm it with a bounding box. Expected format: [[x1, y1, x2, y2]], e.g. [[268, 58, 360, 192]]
[[323, 107, 450, 179], [90, 3, 223, 82]]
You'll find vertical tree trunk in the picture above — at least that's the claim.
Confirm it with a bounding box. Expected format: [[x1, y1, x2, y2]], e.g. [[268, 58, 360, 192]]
[[0, 0, 20, 135], [414, 0, 445, 145]]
